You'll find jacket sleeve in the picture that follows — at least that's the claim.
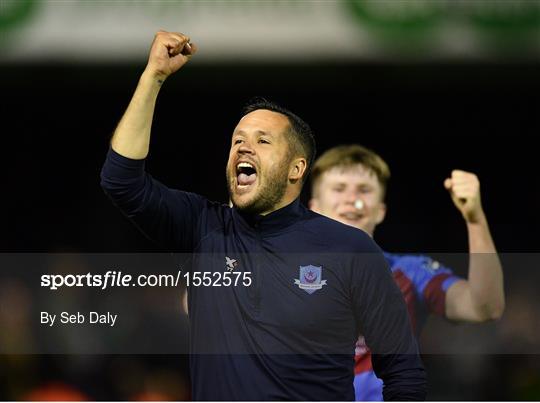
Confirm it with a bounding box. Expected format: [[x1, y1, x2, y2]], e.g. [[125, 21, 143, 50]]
[[100, 148, 207, 251], [351, 246, 427, 401]]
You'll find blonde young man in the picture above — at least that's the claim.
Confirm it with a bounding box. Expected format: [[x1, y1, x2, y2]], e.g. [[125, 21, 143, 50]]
[[310, 144, 504, 401]]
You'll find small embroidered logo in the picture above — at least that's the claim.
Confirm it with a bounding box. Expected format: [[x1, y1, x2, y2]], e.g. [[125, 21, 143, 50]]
[[294, 265, 327, 294], [225, 256, 238, 272]]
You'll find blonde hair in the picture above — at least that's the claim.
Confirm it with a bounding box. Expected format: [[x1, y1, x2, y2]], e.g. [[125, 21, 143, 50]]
[[311, 144, 391, 199]]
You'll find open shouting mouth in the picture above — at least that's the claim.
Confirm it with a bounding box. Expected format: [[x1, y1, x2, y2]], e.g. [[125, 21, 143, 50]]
[[236, 161, 258, 193]]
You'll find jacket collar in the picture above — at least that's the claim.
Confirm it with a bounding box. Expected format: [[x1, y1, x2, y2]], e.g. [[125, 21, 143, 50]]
[[233, 198, 305, 235]]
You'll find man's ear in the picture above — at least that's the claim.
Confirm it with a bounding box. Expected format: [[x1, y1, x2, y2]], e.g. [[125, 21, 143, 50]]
[[289, 157, 307, 183], [375, 203, 387, 225]]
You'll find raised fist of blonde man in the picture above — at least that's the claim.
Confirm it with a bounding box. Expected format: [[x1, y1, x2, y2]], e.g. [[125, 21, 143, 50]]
[[444, 170, 485, 224]]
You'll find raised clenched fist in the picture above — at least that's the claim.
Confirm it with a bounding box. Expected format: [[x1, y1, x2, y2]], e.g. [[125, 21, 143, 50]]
[[145, 30, 197, 81], [444, 170, 485, 224]]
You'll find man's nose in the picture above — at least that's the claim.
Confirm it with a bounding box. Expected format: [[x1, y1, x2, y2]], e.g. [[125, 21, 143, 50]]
[[238, 141, 255, 154], [344, 190, 359, 203], [345, 191, 364, 209]]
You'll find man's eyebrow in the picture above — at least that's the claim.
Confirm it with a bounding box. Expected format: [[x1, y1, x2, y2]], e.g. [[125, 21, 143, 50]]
[[233, 130, 273, 136]]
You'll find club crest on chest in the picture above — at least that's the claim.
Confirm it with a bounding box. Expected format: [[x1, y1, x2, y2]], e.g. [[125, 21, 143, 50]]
[[294, 265, 327, 294]]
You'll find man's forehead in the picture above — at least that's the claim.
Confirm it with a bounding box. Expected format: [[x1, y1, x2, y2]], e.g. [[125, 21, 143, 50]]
[[236, 109, 289, 130]]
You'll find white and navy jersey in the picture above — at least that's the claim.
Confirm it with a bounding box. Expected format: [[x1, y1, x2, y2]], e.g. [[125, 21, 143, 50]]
[[101, 149, 426, 401]]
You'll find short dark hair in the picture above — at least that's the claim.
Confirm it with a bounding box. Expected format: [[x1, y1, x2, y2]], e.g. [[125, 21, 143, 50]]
[[241, 97, 316, 183]]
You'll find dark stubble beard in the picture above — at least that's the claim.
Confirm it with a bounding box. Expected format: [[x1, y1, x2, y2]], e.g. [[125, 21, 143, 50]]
[[226, 159, 290, 215]]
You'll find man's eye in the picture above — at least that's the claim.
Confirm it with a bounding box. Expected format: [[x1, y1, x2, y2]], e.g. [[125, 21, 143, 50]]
[[234, 139, 243, 145], [258, 139, 270, 144], [359, 187, 372, 194], [333, 187, 345, 193]]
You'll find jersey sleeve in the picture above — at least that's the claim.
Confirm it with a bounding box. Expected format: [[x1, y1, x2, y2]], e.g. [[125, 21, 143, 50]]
[[100, 148, 207, 251], [351, 245, 427, 401], [395, 255, 463, 316]]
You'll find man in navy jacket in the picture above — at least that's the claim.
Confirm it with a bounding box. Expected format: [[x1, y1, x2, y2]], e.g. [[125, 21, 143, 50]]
[[101, 30, 426, 401]]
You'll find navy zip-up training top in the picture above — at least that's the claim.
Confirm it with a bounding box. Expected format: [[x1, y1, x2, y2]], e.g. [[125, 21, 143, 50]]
[[101, 149, 426, 401]]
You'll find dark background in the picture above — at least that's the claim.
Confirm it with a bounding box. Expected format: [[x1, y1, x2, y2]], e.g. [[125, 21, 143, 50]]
[[1, 61, 539, 399], [3, 62, 539, 252]]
